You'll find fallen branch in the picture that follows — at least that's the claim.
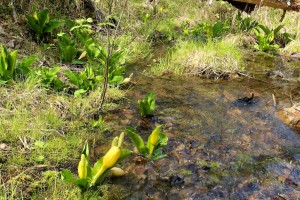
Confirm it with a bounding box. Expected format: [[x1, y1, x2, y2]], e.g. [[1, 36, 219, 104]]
[[230, 0, 300, 11]]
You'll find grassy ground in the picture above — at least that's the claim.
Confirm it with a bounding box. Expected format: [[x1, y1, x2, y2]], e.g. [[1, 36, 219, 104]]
[[1, 0, 300, 199], [151, 36, 244, 78], [0, 80, 124, 199]]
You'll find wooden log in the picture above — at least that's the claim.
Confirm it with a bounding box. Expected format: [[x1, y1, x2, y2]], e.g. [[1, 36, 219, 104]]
[[229, 0, 300, 11]]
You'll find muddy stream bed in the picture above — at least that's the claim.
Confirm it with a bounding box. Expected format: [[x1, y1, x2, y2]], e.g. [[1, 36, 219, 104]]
[[101, 53, 300, 199]]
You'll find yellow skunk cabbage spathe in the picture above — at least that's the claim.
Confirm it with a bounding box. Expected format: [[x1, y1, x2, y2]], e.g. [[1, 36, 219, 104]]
[[90, 132, 124, 186], [33, 11, 38, 21], [148, 125, 162, 155], [78, 154, 88, 179], [78, 140, 89, 179]]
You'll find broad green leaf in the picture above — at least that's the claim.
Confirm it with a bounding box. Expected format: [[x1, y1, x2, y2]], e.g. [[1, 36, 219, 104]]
[[138, 92, 156, 117], [125, 127, 147, 155], [0, 80, 7, 85], [152, 148, 168, 161], [212, 21, 223, 38], [74, 89, 87, 97], [53, 79, 64, 91], [86, 43, 101, 58], [26, 16, 41, 35], [35, 141, 46, 149], [38, 9, 50, 29], [86, 18, 93, 23], [273, 25, 284, 36], [258, 24, 271, 35], [91, 158, 103, 178], [109, 75, 124, 85], [72, 59, 85, 65], [91, 158, 109, 185], [18, 55, 37, 68], [158, 132, 168, 147], [61, 169, 76, 183], [118, 149, 132, 162], [109, 51, 124, 66], [44, 20, 64, 33], [81, 140, 89, 159], [65, 70, 80, 86], [74, 178, 89, 191], [63, 46, 76, 63], [8, 50, 18, 75], [147, 93, 156, 113], [35, 155, 45, 162]]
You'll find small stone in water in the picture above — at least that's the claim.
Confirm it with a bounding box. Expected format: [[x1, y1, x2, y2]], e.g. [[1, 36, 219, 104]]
[[169, 175, 184, 186], [293, 154, 300, 162]]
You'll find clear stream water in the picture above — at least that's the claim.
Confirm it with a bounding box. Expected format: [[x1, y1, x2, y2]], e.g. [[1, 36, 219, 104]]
[[103, 53, 300, 199]]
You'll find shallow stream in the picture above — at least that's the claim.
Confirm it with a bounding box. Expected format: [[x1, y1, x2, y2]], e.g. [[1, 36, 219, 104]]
[[103, 53, 300, 199]]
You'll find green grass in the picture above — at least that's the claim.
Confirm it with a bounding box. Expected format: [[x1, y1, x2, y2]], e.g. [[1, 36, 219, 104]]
[[151, 36, 244, 77], [283, 39, 300, 55]]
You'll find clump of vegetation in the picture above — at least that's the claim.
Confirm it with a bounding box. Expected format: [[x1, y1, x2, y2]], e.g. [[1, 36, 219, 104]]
[[62, 132, 131, 191], [125, 125, 168, 160], [57, 33, 78, 63], [152, 37, 243, 78], [26, 8, 64, 41], [253, 24, 284, 54], [0, 44, 37, 84], [65, 66, 102, 97], [33, 66, 64, 91], [138, 92, 156, 117], [236, 11, 258, 32], [183, 20, 229, 42]]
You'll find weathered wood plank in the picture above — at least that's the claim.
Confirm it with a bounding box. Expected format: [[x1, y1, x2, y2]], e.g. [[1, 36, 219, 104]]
[[229, 0, 300, 11]]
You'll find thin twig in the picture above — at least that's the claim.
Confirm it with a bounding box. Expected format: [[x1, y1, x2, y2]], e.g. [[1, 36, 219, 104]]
[[99, 0, 113, 112], [289, 92, 294, 106], [272, 93, 277, 107], [99, 0, 130, 111], [18, 136, 30, 150]]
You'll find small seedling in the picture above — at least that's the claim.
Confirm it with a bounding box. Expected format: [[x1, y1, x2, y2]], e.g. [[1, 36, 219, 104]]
[[92, 116, 108, 132], [138, 92, 156, 117]]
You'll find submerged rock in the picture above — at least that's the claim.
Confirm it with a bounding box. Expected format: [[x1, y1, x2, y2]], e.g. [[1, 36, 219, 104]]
[[169, 175, 184, 186], [277, 105, 300, 129]]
